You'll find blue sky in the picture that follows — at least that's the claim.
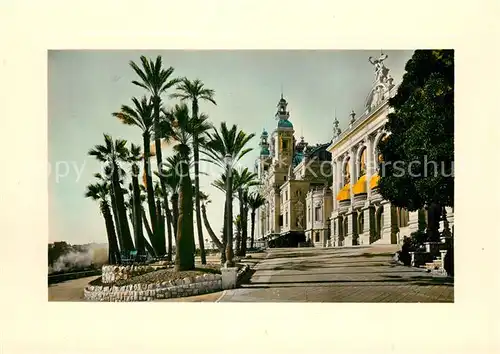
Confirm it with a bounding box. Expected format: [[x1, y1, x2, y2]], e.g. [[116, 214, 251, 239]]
[[48, 50, 414, 245]]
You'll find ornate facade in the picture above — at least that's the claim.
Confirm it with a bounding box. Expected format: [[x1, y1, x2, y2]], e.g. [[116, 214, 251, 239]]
[[256, 94, 332, 247], [328, 53, 454, 247]]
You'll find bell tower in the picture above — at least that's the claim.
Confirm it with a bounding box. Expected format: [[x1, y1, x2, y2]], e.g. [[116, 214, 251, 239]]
[[258, 128, 271, 178], [274, 93, 294, 168]]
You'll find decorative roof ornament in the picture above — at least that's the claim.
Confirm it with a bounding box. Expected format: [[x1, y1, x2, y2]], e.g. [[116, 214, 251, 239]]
[[365, 51, 396, 114], [349, 109, 356, 128], [332, 114, 341, 140]]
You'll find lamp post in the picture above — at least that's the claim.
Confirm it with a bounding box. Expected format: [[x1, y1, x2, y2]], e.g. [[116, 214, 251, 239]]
[[224, 154, 235, 267]]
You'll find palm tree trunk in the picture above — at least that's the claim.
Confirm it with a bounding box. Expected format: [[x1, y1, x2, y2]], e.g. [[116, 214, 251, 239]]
[[156, 199, 166, 255], [225, 169, 234, 266], [163, 194, 174, 262], [112, 162, 134, 251], [191, 100, 207, 265], [240, 207, 249, 256], [193, 141, 207, 265], [235, 226, 241, 254], [175, 158, 195, 271], [110, 189, 123, 252], [101, 201, 120, 264], [171, 193, 179, 247], [201, 203, 224, 252], [221, 203, 227, 265], [132, 175, 144, 253], [236, 188, 244, 255], [250, 211, 256, 249], [143, 235, 156, 257], [152, 96, 167, 256], [141, 207, 156, 256], [143, 132, 158, 251]]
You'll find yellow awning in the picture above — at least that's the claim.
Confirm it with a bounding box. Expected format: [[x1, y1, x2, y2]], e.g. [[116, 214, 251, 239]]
[[353, 175, 367, 195], [336, 183, 351, 201], [370, 173, 380, 190]]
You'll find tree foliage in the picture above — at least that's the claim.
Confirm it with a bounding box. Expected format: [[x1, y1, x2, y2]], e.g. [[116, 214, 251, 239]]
[[379, 50, 454, 211]]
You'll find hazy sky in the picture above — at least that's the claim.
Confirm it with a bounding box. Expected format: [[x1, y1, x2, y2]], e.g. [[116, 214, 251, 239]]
[[48, 50, 414, 245]]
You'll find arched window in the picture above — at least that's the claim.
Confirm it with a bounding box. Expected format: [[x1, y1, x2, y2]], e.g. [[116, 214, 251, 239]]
[[359, 147, 367, 178], [343, 157, 351, 185], [358, 212, 364, 233]]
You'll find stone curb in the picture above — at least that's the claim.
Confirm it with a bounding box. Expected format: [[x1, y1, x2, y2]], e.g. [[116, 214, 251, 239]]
[[84, 273, 222, 302]]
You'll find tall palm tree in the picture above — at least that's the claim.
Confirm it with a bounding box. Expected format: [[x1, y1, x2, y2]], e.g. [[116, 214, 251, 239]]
[[130, 56, 179, 256], [128, 143, 145, 253], [88, 134, 134, 251], [214, 168, 258, 256], [171, 78, 216, 265], [161, 103, 196, 271], [232, 168, 259, 256], [159, 152, 191, 258], [94, 169, 123, 251], [199, 192, 224, 257], [85, 182, 121, 264], [112, 96, 158, 252], [203, 123, 255, 266], [247, 192, 265, 250]]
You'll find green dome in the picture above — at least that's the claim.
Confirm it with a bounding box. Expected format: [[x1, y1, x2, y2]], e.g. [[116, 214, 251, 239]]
[[278, 119, 293, 128], [260, 147, 270, 156]]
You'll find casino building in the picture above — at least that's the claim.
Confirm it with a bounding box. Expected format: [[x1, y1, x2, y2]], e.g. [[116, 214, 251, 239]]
[[255, 53, 454, 247]]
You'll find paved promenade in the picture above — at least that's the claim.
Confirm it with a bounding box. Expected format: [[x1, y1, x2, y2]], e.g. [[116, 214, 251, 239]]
[[48, 246, 453, 302], [218, 245, 454, 302]]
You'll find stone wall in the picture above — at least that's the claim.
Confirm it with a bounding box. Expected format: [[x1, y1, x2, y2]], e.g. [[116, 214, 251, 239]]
[[101, 265, 159, 284], [84, 273, 222, 302]]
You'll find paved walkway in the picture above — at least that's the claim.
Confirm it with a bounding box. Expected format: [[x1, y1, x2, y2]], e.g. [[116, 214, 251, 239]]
[[48, 276, 99, 301], [218, 245, 454, 302]]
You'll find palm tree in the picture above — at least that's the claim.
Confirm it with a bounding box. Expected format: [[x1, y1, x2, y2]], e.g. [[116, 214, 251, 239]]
[[214, 168, 258, 256], [161, 103, 196, 271], [112, 96, 158, 252], [94, 169, 123, 251], [232, 168, 259, 256], [128, 143, 145, 253], [203, 123, 255, 266], [199, 192, 224, 257], [171, 78, 216, 265], [88, 134, 134, 252], [130, 56, 179, 257], [247, 192, 265, 250], [159, 153, 183, 260], [85, 182, 121, 264]]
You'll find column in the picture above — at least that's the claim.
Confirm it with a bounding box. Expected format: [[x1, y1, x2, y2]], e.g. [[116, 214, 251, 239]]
[[349, 148, 356, 204], [333, 159, 338, 210], [359, 206, 371, 245], [408, 210, 419, 234], [380, 201, 394, 244], [274, 188, 280, 235], [365, 135, 373, 200], [345, 211, 356, 246]]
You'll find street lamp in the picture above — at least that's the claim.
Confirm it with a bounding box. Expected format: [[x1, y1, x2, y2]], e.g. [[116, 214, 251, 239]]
[[224, 153, 234, 267]]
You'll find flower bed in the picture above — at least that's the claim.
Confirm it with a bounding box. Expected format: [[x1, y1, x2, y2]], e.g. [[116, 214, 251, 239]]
[[84, 265, 222, 302], [101, 265, 158, 284]]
